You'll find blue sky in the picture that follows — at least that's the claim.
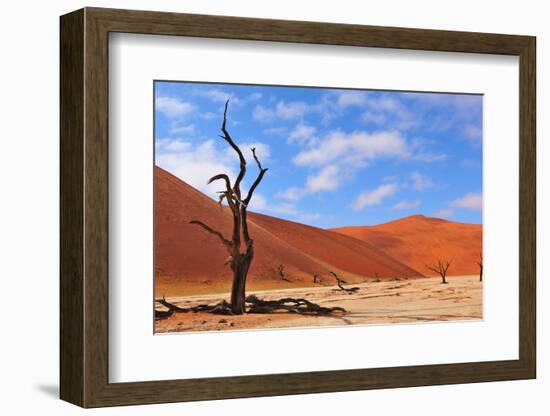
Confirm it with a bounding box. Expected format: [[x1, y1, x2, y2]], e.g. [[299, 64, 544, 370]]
[[155, 81, 482, 228]]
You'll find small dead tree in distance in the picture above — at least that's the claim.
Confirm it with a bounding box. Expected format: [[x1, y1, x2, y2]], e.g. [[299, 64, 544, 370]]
[[477, 253, 483, 282], [329, 271, 360, 293], [425, 260, 452, 284], [190, 101, 268, 315], [276, 264, 291, 282]]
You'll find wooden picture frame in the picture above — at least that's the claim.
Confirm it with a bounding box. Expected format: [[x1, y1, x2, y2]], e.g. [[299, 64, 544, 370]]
[[60, 7, 536, 408]]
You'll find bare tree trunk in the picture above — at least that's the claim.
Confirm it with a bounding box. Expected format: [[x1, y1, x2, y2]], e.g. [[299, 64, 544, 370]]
[[229, 249, 253, 314], [477, 253, 483, 282]]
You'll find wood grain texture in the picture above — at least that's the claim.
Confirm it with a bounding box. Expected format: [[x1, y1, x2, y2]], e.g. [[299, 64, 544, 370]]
[[59, 8, 84, 406], [59, 7, 537, 408]]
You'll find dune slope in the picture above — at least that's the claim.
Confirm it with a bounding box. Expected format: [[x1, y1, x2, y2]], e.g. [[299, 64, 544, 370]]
[[331, 215, 482, 276]]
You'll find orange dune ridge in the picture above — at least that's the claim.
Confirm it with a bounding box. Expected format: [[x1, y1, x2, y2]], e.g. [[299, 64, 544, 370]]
[[331, 215, 482, 276]]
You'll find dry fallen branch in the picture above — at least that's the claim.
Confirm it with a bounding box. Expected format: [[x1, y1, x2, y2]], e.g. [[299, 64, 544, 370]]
[[329, 271, 360, 293], [155, 297, 234, 319], [245, 294, 346, 315], [154, 295, 347, 318]]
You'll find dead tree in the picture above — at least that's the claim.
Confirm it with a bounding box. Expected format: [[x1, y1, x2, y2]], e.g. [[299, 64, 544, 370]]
[[313, 274, 319, 284], [425, 260, 452, 284], [190, 101, 268, 314], [476, 253, 483, 282], [329, 271, 360, 293], [276, 264, 290, 282]]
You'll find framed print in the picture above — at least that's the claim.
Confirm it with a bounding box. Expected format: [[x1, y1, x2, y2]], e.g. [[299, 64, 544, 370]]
[[60, 7, 536, 408]]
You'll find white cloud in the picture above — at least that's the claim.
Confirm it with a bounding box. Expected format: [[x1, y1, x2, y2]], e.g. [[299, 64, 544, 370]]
[[222, 141, 271, 167], [434, 209, 454, 219], [248, 194, 268, 211], [253, 100, 312, 122], [361, 95, 417, 130], [205, 89, 233, 103], [194, 88, 242, 105], [253, 105, 275, 122], [247, 194, 297, 216], [275, 164, 342, 202], [170, 123, 195, 135], [293, 130, 410, 167], [242, 142, 271, 163], [404, 93, 483, 136], [248, 194, 320, 225], [296, 213, 321, 223], [306, 165, 340, 192], [353, 183, 398, 210], [288, 123, 317, 145], [156, 96, 195, 118], [264, 127, 287, 136], [268, 203, 299, 216], [289, 131, 444, 198], [334, 91, 367, 108], [160, 139, 192, 152], [392, 199, 421, 210], [276, 187, 305, 202], [409, 138, 447, 162], [155, 139, 236, 196], [249, 92, 263, 101], [450, 192, 482, 211], [200, 112, 217, 121], [275, 101, 310, 119], [410, 171, 434, 191], [361, 112, 387, 125], [463, 124, 482, 141]]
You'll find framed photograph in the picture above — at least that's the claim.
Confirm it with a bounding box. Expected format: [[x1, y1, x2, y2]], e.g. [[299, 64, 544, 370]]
[[60, 7, 536, 408]]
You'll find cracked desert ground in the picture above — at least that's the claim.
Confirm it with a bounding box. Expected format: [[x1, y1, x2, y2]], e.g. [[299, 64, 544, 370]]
[[155, 275, 482, 333]]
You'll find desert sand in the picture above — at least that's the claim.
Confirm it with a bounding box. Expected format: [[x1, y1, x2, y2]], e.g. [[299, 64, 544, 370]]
[[155, 275, 482, 333]]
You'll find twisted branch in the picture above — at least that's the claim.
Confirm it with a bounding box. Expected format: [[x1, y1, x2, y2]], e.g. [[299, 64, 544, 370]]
[[220, 100, 246, 194], [189, 220, 233, 251], [244, 147, 268, 205], [329, 271, 360, 293]]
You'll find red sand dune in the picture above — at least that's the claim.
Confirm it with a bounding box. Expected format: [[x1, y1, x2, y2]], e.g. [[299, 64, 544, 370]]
[[331, 215, 482, 276], [155, 167, 421, 295]]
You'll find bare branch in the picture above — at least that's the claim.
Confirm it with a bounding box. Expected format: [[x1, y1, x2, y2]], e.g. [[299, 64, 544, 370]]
[[208, 173, 232, 192], [251, 147, 264, 171], [208, 172, 241, 245], [189, 220, 233, 249], [220, 100, 246, 193], [424, 264, 441, 275], [476, 253, 483, 267], [425, 259, 451, 284], [217, 192, 227, 206], [443, 260, 452, 274], [244, 147, 268, 205]]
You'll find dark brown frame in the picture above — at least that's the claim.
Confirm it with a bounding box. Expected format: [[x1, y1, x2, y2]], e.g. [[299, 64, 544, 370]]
[[60, 7, 536, 408]]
